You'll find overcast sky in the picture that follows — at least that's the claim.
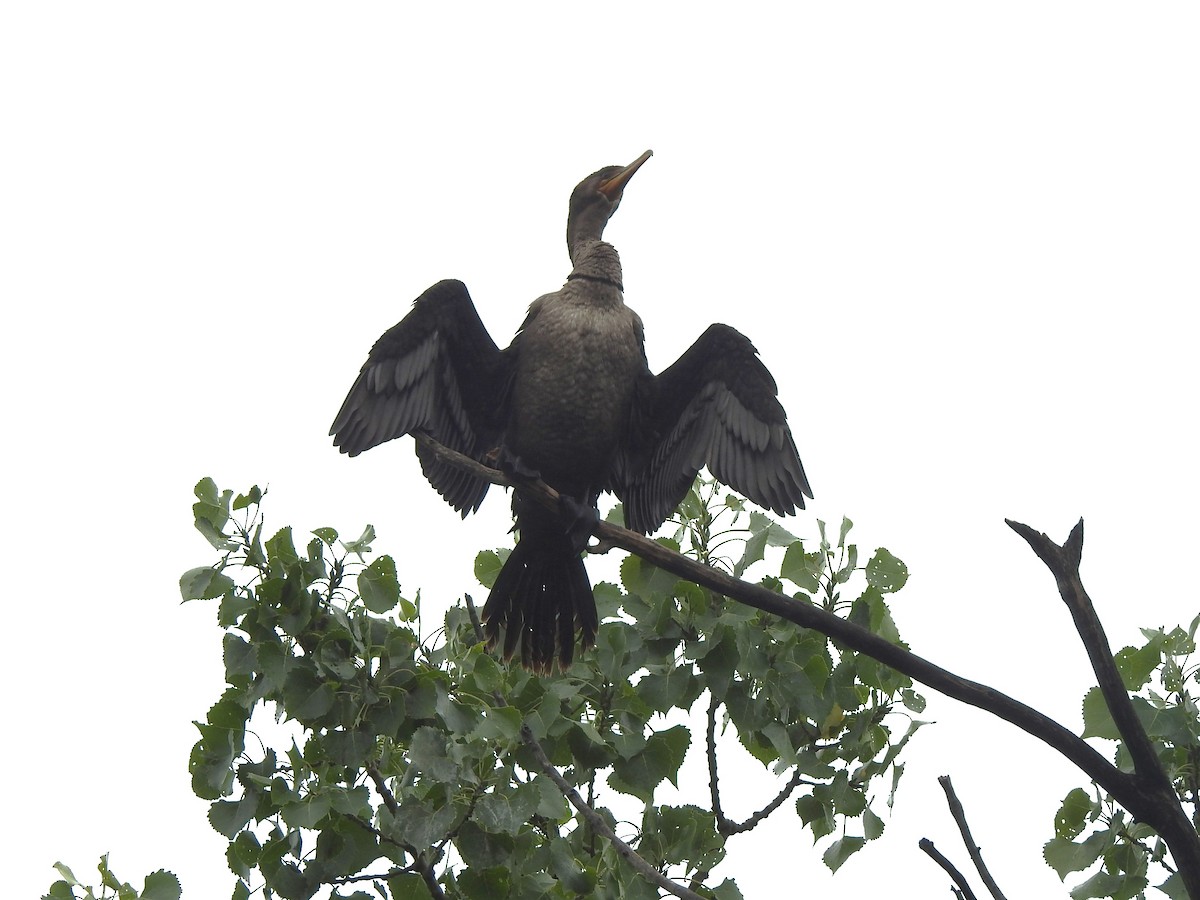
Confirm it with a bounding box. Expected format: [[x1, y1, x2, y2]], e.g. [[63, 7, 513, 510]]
[[4, 4, 1198, 898]]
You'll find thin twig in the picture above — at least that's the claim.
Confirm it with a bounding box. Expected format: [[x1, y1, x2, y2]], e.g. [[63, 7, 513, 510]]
[[919, 838, 978, 900], [345, 812, 446, 899], [463, 592, 704, 900], [707, 694, 806, 835], [936, 776, 1007, 900], [521, 724, 707, 900]]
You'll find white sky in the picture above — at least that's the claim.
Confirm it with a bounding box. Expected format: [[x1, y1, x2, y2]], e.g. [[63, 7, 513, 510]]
[[4, 4, 1198, 898]]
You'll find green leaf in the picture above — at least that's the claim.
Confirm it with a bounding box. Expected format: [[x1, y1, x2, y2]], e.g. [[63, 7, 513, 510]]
[[734, 516, 770, 576], [311, 527, 338, 545], [410, 726, 458, 782], [639, 804, 724, 870], [609, 725, 690, 801], [1080, 687, 1120, 741], [227, 832, 261, 880], [1114, 636, 1164, 691], [471, 705, 522, 743], [474, 550, 504, 589], [180, 567, 235, 602], [388, 873, 429, 900], [548, 837, 594, 894], [357, 555, 400, 614], [265, 527, 299, 575], [314, 814, 380, 878], [837, 516, 854, 548], [209, 793, 257, 838], [222, 634, 256, 677], [455, 821, 515, 868], [193, 478, 234, 547], [457, 866, 512, 899], [823, 836, 865, 872], [863, 807, 885, 840], [638, 669, 694, 713], [780, 543, 823, 593], [342, 524, 376, 556], [1157, 872, 1187, 900], [474, 786, 539, 835], [232, 486, 262, 511], [1053, 788, 1094, 840], [1044, 831, 1113, 880], [1068, 869, 1140, 899], [865, 548, 908, 593], [281, 792, 331, 829], [322, 729, 375, 767], [386, 798, 457, 850], [141, 870, 182, 900], [621, 551, 680, 600], [281, 667, 335, 723]]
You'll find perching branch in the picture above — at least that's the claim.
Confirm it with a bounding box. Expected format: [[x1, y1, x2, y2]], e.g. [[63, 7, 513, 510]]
[[462, 592, 707, 900], [935, 776, 1007, 900], [417, 433, 1200, 894]]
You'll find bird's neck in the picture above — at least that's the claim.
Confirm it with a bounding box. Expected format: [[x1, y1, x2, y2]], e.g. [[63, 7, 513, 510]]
[[566, 241, 624, 293], [566, 206, 612, 264]]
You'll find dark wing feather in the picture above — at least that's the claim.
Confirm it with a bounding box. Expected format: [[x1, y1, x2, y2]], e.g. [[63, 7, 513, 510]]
[[616, 323, 811, 534], [330, 279, 512, 515]]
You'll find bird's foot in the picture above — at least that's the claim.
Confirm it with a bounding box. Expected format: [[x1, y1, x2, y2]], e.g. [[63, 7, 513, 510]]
[[586, 536, 617, 555], [488, 447, 542, 483], [559, 495, 600, 554]]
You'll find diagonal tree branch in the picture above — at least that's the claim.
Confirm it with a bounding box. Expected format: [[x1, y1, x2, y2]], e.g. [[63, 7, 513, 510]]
[[1005, 520, 1168, 788], [919, 837, 979, 900], [936, 775, 1007, 900], [416, 436, 1122, 793], [1006, 519, 1200, 897], [418, 434, 1200, 896]]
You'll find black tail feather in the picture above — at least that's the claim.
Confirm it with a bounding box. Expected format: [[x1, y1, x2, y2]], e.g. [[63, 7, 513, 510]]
[[482, 502, 598, 673]]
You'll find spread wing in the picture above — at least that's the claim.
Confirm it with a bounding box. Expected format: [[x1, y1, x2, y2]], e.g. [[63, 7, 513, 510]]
[[616, 323, 811, 534], [330, 279, 513, 515]]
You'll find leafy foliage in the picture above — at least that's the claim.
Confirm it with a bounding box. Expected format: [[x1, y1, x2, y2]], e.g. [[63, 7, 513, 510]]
[[43, 855, 180, 900], [1047, 619, 1200, 899], [172, 476, 923, 898]]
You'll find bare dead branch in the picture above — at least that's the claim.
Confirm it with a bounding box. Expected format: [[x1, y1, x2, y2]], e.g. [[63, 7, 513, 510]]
[[936, 776, 1007, 900], [919, 838, 979, 900], [1006, 519, 1200, 897], [1005, 520, 1163, 781]]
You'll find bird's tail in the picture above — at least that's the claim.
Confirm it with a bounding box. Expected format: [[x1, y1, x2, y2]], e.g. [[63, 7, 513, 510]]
[[482, 499, 598, 673]]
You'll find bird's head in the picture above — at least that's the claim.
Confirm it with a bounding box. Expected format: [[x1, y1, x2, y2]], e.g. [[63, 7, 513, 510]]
[[567, 150, 652, 262]]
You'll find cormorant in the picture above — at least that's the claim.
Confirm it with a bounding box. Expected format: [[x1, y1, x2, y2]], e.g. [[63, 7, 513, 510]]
[[330, 151, 811, 672]]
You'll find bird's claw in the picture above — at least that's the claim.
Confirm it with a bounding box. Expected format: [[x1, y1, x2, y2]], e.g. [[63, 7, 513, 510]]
[[559, 495, 600, 554], [489, 447, 542, 482]]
